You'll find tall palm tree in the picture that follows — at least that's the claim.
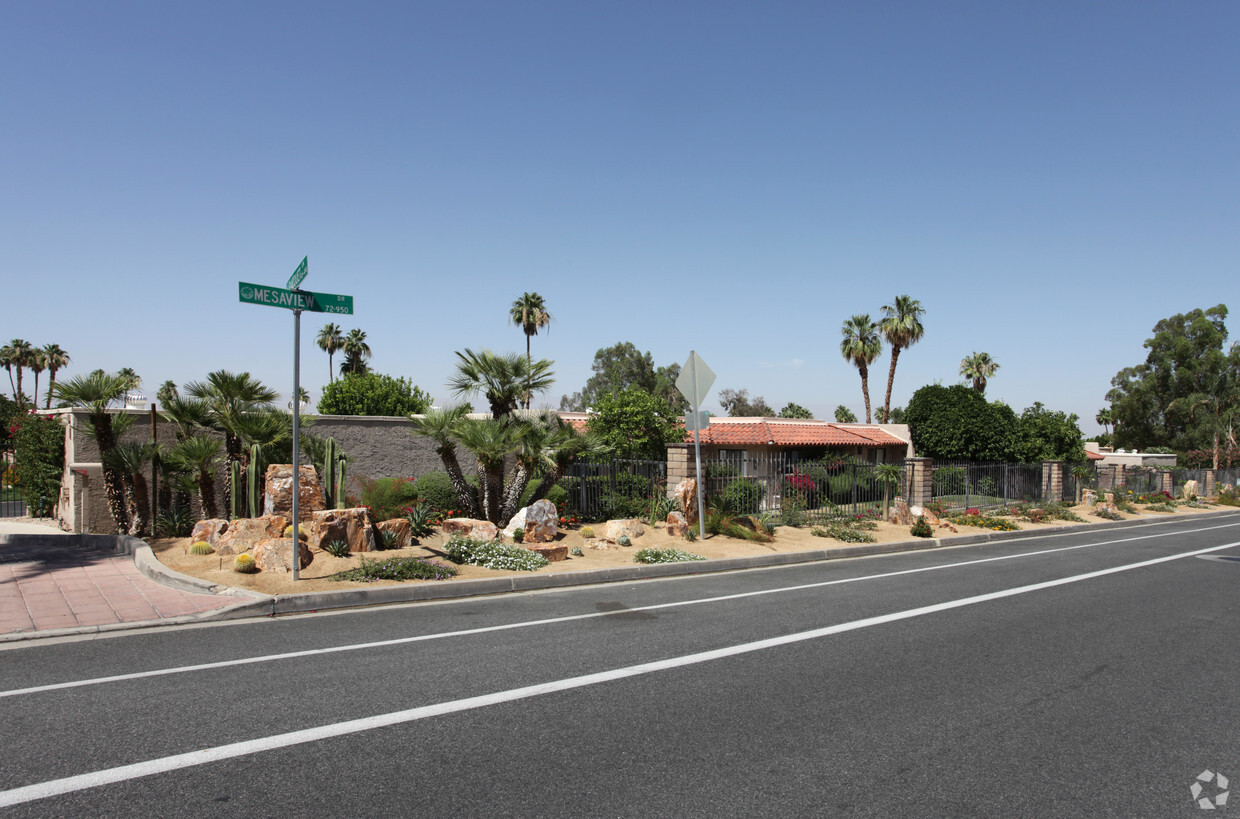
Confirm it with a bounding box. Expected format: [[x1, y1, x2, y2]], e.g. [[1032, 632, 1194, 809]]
[[452, 416, 521, 524], [316, 323, 345, 382], [839, 314, 882, 423], [340, 329, 372, 376], [448, 348, 555, 418], [0, 342, 16, 400], [52, 370, 133, 533], [1095, 408, 1114, 435], [959, 352, 999, 394], [118, 368, 141, 392], [28, 348, 46, 410], [509, 292, 552, 409], [7, 339, 33, 407], [878, 295, 926, 423], [156, 380, 178, 406], [41, 344, 70, 409]]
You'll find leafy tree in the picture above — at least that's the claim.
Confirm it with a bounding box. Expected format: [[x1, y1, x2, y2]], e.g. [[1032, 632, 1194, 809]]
[[118, 368, 141, 391], [162, 434, 222, 519], [569, 341, 656, 410], [717, 388, 774, 417], [509, 292, 552, 409], [1106, 305, 1236, 456], [316, 372, 433, 417], [1013, 402, 1085, 462], [316, 323, 345, 383], [52, 370, 133, 532], [834, 405, 858, 423], [959, 352, 999, 394], [904, 384, 1018, 461], [588, 388, 684, 459], [1168, 353, 1240, 468], [11, 410, 64, 517], [878, 295, 926, 423], [340, 329, 372, 376], [779, 402, 814, 419], [449, 348, 554, 418], [653, 363, 689, 412], [840, 314, 882, 422], [888, 406, 906, 424]]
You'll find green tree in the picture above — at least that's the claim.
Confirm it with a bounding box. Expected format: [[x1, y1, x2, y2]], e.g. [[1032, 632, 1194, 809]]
[[509, 292, 552, 409], [52, 370, 132, 533], [408, 406, 480, 518], [118, 368, 141, 391], [839, 314, 882, 423], [1095, 407, 1114, 435], [317, 372, 433, 417], [28, 348, 46, 410], [110, 441, 155, 536], [1168, 354, 1240, 469], [588, 388, 684, 459], [5, 339, 34, 407], [779, 402, 814, 419], [41, 344, 70, 410], [904, 384, 1018, 461], [162, 434, 222, 520], [878, 295, 926, 423], [449, 348, 554, 418], [566, 342, 656, 411], [717, 388, 774, 417], [1106, 305, 1234, 454], [340, 329, 372, 376], [834, 405, 858, 423], [959, 352, 999, 394], [1013, 402, 1086, 462], [0, 343, 16, 401], [316, 323, 345, 383]]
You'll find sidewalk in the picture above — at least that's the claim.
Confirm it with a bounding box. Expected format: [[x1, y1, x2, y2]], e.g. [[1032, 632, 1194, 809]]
[[0, 520, 242, 640]]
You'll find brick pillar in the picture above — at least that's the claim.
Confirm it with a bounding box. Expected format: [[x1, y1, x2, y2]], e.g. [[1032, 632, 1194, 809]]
[[1042, 461, 1062, 503], [665, 444, 693, 497], [1204, 469, 1217, 498], [906, 457, 932, 507], [1158, 471, 1173, 496]]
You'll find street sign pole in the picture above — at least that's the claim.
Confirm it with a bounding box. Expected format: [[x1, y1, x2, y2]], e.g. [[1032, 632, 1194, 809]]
[[291, 298, 301, 582], [689, 353, 706, 541]]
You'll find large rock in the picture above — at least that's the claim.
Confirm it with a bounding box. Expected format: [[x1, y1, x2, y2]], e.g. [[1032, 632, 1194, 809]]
[[892, 499, 912, 526], [1083, 489, 1098, 508], [605, 519, 645, 541], [525, 544, 568, 562], [190, 518, 229, 547], [442, 518, 500, 541], [666, 511, 689, 537], [376, 518, 411, 550], [252, 538, 313, 573], [501, 499, 558, 543], [674, 479, 699, 525], [216, 515, 288, 555], [1181, 480, 1199, 500], [311, 507, 376, 553], [263, 465, 325, 522]]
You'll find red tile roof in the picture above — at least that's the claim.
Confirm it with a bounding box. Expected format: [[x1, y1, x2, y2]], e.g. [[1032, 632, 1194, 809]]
[[682, 418, 905, 447]]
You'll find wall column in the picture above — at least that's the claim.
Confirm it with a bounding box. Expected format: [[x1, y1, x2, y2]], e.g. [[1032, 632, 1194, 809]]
[[906, 457, 932, 508], [1042, 461, 1062, 504], [1204, 469, 1217, 499], [665, 444, 693, 497]]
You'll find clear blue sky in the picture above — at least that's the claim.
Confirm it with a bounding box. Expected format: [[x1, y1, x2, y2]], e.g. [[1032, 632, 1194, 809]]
[[4, 2, 1236, 432]]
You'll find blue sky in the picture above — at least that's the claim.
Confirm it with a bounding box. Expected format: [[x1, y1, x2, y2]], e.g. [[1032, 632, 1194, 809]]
[[3, 2, 1236, 432]]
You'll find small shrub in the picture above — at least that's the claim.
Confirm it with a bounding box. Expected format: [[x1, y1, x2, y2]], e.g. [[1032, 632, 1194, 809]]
[[156, 507, 195, 538], [718, 477, 765, 515], [812, 523, 876, 543], [443, 536, 549, 571], [189, 541, 213, 555], [569, 546, 583, 556], [329, 555, 457, 582], [513, 528, 525, 544], [910, 516, 934, 538], [414, 471, 468, 513], [580, 526, 595, 539], [1145, 502, 1177, 513], [1093, 506, 1123, 520], [233, 553, 258, 573], [359, 476, 421, 522], [323, 539, 352, 558], [1217, 489, 1239, 507], [404, 502, 436, 539], [633, 547, 706, 564], [685, 528, 697, 542], [379, 528, 401, 549], [617, 534, 631, 547]]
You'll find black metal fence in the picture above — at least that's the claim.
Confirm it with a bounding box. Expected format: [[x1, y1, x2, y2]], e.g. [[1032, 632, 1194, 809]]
[[1118, 467, 1160, 495], [1063, 462, 1099, 503], [930, 461, 1043, 511], [559, 458, 668, 520]]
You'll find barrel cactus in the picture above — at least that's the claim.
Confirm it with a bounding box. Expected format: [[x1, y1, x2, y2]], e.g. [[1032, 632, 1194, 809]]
[[618, 535, 632, 547], [284, 523, 309, 540], [233, 553, 258, 573], [189, 541, 213, 555]]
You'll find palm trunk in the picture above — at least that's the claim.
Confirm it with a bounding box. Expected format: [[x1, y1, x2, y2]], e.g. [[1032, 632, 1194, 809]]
[[33, 373, 40, 410], [882, 346, 902, 424], [525, 335, 532, 410], [1213, 430, 1220, 470], [15, 368, 23, 407], [45, 371, 57, 409], [500, 462, 531, 525], [859, 365, 872, 424], [127, 473, 150, 536], [436, 445, 479, 518], [92, 416, 130, 534], [198, 470, 218, 520], [529, 464, 567, 504]]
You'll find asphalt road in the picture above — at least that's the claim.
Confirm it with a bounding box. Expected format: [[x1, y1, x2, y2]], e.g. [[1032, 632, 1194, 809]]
[[2, 513, 1238, 817]]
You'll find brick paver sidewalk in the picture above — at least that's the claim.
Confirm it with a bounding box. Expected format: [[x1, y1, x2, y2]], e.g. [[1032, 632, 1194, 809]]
[[0, 541, 235, 635]]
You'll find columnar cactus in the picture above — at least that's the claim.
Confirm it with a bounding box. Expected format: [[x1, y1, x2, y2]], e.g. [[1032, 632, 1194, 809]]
[[322, 438, 337, 507], [335, 459, 347, 509], [247, 444, 261, 518], [230, 461, 241, 519]]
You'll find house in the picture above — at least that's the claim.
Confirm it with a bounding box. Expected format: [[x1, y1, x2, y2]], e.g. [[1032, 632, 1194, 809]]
[[1083, 442, 1176, 468], [683, 416, 912, 466]]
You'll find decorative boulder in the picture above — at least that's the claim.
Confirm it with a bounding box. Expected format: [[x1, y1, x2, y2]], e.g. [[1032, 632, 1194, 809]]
[[525, 544, 569, 562], [1181, 480, 1199, 500], [190, 518, 229, 548], [216, 515, 289, 555], [263, 465, 325, 522], [908, 506, 939, 525], [442, 518, 500, 542], [1083, 490, 1098, 508], [590, 539, 623, 551], [674, 479, 699, 525], [666, 511, 689, 537], [310, 507, 376, 553], [501, 499, 558, 543], [376, 518, 412, 550], [892, 500, 912, 526], [605, 519, 645, 541], [252, 538, 313, 573]]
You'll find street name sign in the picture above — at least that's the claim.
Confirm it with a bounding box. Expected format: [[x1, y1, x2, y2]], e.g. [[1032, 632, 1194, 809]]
[[684, 410, 709, 431], [238, 282, 353, 314], [287, 256, 308, 290], [676, 351, 716, 405]]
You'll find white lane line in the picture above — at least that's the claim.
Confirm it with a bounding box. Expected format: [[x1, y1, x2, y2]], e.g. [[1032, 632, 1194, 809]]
[[3, 520, 1238, 700], [1, 539, 1234, 809]]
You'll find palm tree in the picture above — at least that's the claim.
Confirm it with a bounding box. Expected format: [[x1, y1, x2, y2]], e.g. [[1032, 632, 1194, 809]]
[[316, 323, 345, 382], [878, 295, 926, 423], [1095, 408, 1114, 436], [42, 344, 70, 409], [448, 348, 555, 418], [184, 370, 279, 512], [834, 405, 858, 423], [28, 348, 46, 410], [509, 292, 552, 409], [408, 405, 480, 518], [0, 343, 15, 400], [959, 352, 999, 394], [110, 441, 156, 536], [7, 339, 33, 407], [156, 380, 178, 406], [452, 416, 521, 524], [52, 370, 133, 533], [340, 329, 372, 376], [163, 435, 223, 519], [118, 368, 141, 391], [839, 315, 882, 423]]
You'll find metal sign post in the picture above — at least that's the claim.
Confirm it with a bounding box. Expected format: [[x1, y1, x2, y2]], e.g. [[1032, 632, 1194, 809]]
[[238, 258, 355, 581], [676, 351, 716, 541]]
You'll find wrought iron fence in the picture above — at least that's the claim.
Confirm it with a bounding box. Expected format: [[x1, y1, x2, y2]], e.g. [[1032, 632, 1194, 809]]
[[1171, 468, 1208, 496], [1119, 467, 1160, 496], [1215, 468, 1240, 490], [559, 458, 667, 521], [1063, 462, 1099, 504], [0, 489, 24, 518], [930, 461, 1043, 511]]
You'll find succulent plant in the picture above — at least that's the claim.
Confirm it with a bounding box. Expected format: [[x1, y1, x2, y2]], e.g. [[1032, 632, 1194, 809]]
[[618, 535, 632, 547], [189, 541, 213, 555], [323, 539, 352, 558], [569, 546, 583, 557], [283, 523, 309, 540], [513, 528, 525, 544], [580, 527, 595, 539], [380, 528, 400, 549], [233, 553, 258, 573]]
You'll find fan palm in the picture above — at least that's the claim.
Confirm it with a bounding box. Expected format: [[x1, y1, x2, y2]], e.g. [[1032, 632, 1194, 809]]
[[316, 323, 345, 382], [184, 370, 278, 511], [52, 370, 132, 533], [509, 292, 552, 409], [41, 344, 70, 409], [164, 435, 223, 519], [110, 441, 156, 536], [959, 352, 999, 394], [340, 329, 371, 376], [878, 295, 926, 423], [448, 348, 555, 418], [839, 315, 882, 423], [452, 416, 522, 524], [28, 348, 46, 410], [408, 405, 480, 518], [6, 339, 33, 407]]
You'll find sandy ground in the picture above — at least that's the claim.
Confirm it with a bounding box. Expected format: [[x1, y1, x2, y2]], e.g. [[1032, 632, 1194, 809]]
[[146, 501, 1227, 596]]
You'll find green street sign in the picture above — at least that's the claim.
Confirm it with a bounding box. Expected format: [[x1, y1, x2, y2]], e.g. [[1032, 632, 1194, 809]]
[[238, 282, 354, 315], [287, 256, 308, 290]]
